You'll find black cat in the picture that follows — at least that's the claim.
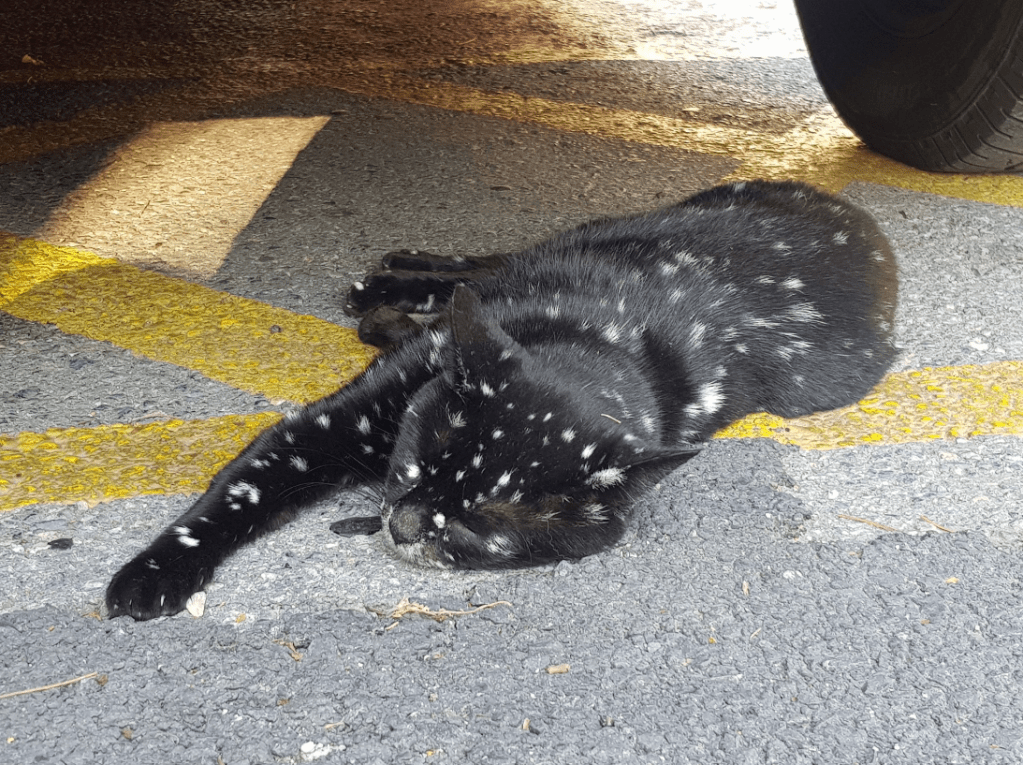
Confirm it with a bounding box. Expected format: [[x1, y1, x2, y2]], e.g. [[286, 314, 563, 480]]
[[106, 180, 897, 620]]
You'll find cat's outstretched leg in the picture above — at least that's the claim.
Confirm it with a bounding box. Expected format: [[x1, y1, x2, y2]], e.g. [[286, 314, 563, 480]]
[[344, 249, 508, 317], [105, 345, 436, 620]]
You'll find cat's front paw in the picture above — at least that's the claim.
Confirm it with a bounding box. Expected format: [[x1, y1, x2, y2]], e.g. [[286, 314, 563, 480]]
[[106, 552, 209, 620]]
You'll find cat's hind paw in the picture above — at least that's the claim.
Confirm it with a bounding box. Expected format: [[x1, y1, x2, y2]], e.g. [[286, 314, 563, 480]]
[[105, 552, 210, 620]]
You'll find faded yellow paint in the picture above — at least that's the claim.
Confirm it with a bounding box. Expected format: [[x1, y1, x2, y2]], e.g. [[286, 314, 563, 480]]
[[715, 361, 1023, 447], [34, 117, 330, 278], [3, 362, 1021, 511], [0, 414, 280, 509], [0, 233, 377, 404]]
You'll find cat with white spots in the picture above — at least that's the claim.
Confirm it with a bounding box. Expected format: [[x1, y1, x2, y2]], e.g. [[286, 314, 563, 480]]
[[106, 180, 897, 620]]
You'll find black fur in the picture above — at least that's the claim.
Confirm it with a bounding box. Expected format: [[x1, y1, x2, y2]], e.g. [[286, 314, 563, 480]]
[[106, 180, 897, 620]]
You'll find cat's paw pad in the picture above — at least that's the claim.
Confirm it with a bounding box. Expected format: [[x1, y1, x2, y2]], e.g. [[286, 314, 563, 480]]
[[105, 553, 209, 620]]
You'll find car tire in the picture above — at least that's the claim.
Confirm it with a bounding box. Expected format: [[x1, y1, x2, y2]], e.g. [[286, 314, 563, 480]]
[[794, 0, 1023, 173]]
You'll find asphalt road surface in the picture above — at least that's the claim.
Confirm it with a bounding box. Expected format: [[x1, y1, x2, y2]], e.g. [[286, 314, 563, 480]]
[[2, 1, 1022, 763]]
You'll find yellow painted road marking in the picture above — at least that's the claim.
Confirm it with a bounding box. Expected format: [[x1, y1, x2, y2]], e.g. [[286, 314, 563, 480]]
[[0, 414, 279, 510], [35, 117, 330, 278], [717, 361, 1023, 447], [0, 234, 376, 404], [3, 362, 1021, 511], [334, 75, 1023, 208]]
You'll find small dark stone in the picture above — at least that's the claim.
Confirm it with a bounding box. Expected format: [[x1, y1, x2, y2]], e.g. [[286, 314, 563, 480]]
[[48, 538, 74, 550]]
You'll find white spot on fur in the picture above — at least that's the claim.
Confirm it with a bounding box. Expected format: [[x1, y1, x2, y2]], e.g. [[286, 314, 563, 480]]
[[250, 458, 270, 469], [833, 231, 849, 245], [603, 322, 623, 344], [283, 431, 295, 444], [316, 414, 331, 430], [497, 471, 513, 488], [291, 455, 309, 472], [356, 415, 371, 435], [755, 275, 775, 285], [492, 428, 504, 440], [699, 382, 724, 414], [787, 302, 824, 323], [455, 470, 466, 482], [587, 467, 625, 488], [406, 464, 421, 480], [472, 454, 483, 469], [486, 534, 515, 558], [228, 481, 260, 505], [361, 444, 374, 455], [433, 513, 446, 528], [561, 429, 576, 443], [689, 322, 706, 347], [581, 443, 596, 459], [480, 381, 496, 398], [781, 277, 804, 291], [173, 526, 199, 548], [582, 503, 608, 523], [543, 413, 553, 422], [773, 241, 791, 252], [734, 343, 748, 354]]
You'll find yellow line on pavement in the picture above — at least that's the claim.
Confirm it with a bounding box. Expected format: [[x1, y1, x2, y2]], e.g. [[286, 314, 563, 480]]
[[3, 362, 1021, 511], [716, 361, 1023, 447], [0, 414, 279, 510], [337, 75, 1023, 208], [34, 116, 330, 278], [0, 233, 376, 404]]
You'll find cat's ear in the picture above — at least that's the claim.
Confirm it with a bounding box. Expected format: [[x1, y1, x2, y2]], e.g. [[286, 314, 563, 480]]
[[448, 285, 522, 379]]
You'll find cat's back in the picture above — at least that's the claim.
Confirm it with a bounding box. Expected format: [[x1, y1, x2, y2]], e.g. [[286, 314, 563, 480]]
[[485, 180, 897, 422]]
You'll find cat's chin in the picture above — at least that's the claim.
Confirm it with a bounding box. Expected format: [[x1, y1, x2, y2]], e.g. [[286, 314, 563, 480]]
[[382, 528, 455, 570]]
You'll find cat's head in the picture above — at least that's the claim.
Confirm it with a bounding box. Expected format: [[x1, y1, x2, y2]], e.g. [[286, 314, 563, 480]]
[[380, 286, 699, 569]]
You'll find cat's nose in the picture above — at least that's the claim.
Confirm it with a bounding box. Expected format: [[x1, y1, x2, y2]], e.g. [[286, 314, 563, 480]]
[[388, 506, 425, 545]]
